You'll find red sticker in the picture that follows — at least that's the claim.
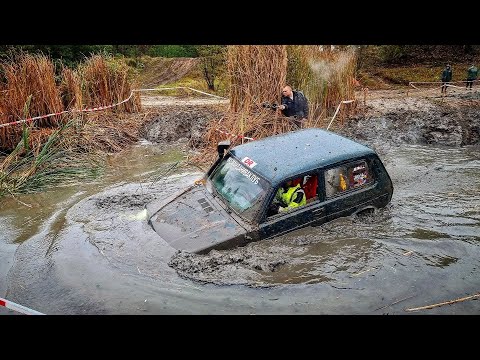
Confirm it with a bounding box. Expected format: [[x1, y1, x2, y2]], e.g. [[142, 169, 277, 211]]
[[242, 157, 257, 168]]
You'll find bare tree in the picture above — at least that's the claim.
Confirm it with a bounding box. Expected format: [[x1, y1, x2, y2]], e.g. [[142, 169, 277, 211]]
[[195, 45, 226, 91]]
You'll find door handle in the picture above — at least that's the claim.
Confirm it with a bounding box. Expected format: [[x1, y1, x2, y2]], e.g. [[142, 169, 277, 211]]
[[312, 207, 325, 215]]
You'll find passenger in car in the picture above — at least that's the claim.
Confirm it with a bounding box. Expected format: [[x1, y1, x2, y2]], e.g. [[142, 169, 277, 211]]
[[275, 179, 306, 213]]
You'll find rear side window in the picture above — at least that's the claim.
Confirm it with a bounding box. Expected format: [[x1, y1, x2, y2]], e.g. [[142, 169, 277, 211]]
[[324, 160, 373, 198]]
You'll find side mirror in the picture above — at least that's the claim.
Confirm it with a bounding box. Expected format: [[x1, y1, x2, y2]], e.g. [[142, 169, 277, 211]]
[[207, 140, 231, 178], [217, 140, 231, 159]]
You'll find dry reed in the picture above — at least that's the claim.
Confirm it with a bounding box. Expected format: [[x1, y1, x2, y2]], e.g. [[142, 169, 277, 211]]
[[0, 53, 142, 196], [0, 53, 141, 153], [192, 46, 290, 166], [1, 54, 63, 126], [79, 55, 141, 113], [60, 67, 82, 110], [228, 45, 287, 113], [287, 46, 357, 127], [77, 112, 141, 153], [0, 53, 64, 151]]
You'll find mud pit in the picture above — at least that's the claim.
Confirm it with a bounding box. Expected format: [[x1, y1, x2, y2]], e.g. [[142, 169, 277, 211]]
[[2, 89, 479, 314], [144, 89, 480, 300]]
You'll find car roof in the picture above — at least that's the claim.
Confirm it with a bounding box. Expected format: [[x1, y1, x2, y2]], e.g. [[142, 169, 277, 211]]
[[229, 128, 376, 186]]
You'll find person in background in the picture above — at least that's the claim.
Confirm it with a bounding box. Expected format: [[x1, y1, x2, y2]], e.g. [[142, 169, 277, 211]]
[[278, 85, 309, 129], [466, 64, 478, 90], [441, 64, 453, 94]]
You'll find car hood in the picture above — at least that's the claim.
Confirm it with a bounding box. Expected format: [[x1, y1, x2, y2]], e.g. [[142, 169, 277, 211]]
[[146, 185, 248, 254]]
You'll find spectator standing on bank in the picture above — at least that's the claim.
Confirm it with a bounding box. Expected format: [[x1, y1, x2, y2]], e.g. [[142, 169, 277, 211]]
[[441, 64, 453, 94], [466, 64, 478, 90]]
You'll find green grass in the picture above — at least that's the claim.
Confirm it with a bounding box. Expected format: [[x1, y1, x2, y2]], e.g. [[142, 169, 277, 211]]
[[0, 121, 102, 198]]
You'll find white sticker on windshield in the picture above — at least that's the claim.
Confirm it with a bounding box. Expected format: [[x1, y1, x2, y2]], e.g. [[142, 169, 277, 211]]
[[242, 157, 257, 168]]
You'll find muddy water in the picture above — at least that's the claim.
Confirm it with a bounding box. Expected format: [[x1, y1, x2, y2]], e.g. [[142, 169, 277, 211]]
[[1, 141, 479, 314]]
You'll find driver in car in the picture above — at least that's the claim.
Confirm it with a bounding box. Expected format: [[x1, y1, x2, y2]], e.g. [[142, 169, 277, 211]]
[[275, 179, 306, 213]]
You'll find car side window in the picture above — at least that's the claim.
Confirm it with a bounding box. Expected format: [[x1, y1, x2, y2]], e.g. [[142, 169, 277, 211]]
[[324, 160, 372, 198], [266, 173, 319, 218]]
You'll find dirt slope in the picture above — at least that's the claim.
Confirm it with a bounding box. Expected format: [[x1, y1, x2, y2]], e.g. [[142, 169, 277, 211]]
[[340, 88, 480, 148], [138, 57, 200, 88]]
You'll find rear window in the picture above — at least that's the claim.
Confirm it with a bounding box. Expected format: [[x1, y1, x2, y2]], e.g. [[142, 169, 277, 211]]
[[324, 160, 373, 198]]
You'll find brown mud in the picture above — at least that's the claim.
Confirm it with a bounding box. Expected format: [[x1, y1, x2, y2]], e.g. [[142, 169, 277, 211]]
[[139, 101, 227, 148], [340, 88, 480, 148]]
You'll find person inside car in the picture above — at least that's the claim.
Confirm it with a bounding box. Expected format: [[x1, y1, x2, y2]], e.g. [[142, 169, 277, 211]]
[[275, 179, 306, 213]]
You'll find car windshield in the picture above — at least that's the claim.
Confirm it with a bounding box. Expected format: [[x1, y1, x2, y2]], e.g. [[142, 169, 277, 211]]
[[207, 156, 270, 222]]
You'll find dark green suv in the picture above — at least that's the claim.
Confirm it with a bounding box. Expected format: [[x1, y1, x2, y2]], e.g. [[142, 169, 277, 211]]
[[147, 129, 393, 254]]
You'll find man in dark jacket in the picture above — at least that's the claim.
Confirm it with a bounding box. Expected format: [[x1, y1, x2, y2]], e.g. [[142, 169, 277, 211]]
[[278, 85, 309, 129], [466, 64, 478, 90], [441, 64, 452, 94]]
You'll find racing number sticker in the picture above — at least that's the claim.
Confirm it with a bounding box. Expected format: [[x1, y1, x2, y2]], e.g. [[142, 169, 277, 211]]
[[242, 157, 257, 168]]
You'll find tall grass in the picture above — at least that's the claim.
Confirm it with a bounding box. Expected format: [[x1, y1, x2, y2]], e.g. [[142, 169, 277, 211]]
[[0, 53, 141, 153], [287, 46, 357, 126], [0, 53, 64, 151], [228, 45, 287, 112], [60, 67, 82, 110], [0, 120, 101, 197], [191, 46, 289, 165], [0, 53, 63, 126], [80, 54, 141, 113], [0, 52, 142, 197]]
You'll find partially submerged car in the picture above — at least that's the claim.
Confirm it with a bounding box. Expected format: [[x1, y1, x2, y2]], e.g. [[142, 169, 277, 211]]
[[146, 128, 393, 254]]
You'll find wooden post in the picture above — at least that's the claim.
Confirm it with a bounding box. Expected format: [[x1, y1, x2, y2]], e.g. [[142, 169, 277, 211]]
[[363, 87, 368, 116]]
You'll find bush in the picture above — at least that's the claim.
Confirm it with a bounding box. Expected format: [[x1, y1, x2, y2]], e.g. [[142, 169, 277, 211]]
[[379, 45, 408, 64], [147, 45, 198, 58]]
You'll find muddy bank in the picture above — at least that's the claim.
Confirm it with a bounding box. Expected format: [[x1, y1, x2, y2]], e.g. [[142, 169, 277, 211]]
[[140, 90, 480, 152], [140, 104, 227, 148], [340, 90, 480, 149]]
